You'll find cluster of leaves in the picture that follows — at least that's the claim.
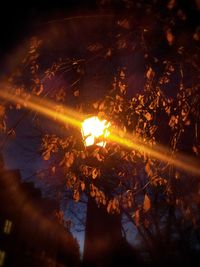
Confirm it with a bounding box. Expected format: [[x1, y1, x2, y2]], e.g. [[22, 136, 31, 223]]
[[1, 0, 200, 263]]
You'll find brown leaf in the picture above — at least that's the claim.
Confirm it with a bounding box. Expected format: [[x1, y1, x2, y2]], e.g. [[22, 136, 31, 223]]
[[144, 112, 152, 121], [145, 162, 153, 177], [118, 19, 130, 29], [92, 168, 98, 179], [93, 102, 99, 109], [166, 29, 174, 45], [193, 26, 200, 41], [73, 90, 79, 97], [117, 39, 127, 49], [120, 70, 125, 79], [169, 115, 178, 128], [105, 48, 112, 58], [73, 190, 80, 202], [143, 194, 151, 212], [134, 210, 140, 226], [36, 84, 44, 96], [87, 43, 103, 52], [192, 145, 199, 155], [51, 166, 56, 174], [146, 67, 155, 80], [66, 152, 74, 168], [80, 181, 85, 191], [80, 151, 86, 159], [175, 171, 180, 179], [107, 201, 112, 213], [90, 184, 96, 198], [98, 102, 105, 111], [167, 0, 176, 9], [90, 189, 95, 198], [43, 151, 50, 161]]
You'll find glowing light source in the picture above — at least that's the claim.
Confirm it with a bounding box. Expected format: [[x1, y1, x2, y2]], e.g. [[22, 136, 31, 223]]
[[81, 116, 110, 147]]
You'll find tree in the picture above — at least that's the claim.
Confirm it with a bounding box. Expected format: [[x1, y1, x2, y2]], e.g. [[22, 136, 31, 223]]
[[0, 1, 200, 266]]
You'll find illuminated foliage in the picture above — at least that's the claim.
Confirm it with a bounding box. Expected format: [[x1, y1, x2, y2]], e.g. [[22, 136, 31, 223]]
[[1, 0, 200, 264]]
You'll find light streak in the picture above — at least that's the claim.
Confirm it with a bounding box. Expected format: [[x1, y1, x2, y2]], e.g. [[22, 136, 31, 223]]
[[0, 88, 199, 176], [109, 130, 200, 176], [0, 89, 82, 128]]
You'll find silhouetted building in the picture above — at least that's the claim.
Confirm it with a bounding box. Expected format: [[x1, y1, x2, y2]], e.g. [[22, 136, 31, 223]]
[[0, 156, 80, 267]]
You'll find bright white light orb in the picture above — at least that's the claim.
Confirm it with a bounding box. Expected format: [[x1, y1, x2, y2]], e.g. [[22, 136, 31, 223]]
[[81, 116, 110, 147]]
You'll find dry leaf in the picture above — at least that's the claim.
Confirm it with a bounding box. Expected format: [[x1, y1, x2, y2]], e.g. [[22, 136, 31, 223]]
[[73, 190, 80, 202], [51, 166, 56, 174], [73, 90, 79, 97], [120, 70, 125, 79], [66, 152, 74, 168], [144, 112, 152, 121], [146, 67, 155, 80], [145, 162, 153, 177], [43, 151, 50, 161], [167, 0, 176, 9], [106, 48, 112, 57], [166, 29, 174, 45], [118, 19, 130, 29], [134, 210, 140, 226], [92, 168, 98, 179], [93, 102, 99, 109], [36, 84, 44, 96], [193, 145, 199, 155], [143, 194, 151, 212], [87, 43, 103, 52], [80, 181, 85, 191]]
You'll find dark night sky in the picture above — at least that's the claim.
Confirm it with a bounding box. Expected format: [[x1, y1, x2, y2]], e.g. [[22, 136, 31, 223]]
[[0, 0, 199, 253], [0, 1, 199, 60], [0, 1, 98, 61]]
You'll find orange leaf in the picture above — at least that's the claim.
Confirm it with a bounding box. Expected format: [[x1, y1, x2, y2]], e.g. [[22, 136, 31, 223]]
[[43, 151, 50, 161], [146, 67, 155, 79], [66, 152, 74, 168], [73, 190, 80, 202], [73, 90, 79, 97], [92, 168, 98, 179], [144, 112, 152, 121], [118, 19, 130, 29], [51, 166, 56, 174], [166, 29, 174, 45], [134, 210, 140, 226], [143, 194, 151, 212], [167, 0, 176, 10], [80, 181, 85, 191], [145, 162, 153, 177]]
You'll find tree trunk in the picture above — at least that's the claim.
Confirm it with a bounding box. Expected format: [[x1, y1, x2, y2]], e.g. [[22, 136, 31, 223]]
[[83, 196, 122, 267]]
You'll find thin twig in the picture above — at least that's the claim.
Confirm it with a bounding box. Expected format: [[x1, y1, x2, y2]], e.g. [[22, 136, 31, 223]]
[[44, 14, 114, 25]]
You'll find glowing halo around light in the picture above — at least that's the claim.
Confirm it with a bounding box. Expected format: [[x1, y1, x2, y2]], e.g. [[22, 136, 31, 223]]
[[81, 116, 110, 147]]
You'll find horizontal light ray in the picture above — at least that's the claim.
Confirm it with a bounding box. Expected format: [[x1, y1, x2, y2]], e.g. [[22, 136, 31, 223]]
[[109, 130, 200, 176], [0, 88, 199, 176], [0, 89, 83, 128]]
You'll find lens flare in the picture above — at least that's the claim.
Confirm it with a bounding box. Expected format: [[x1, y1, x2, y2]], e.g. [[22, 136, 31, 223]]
[[0, 89, 82, 128], [0, 87, 199, 176], [109, 130, 200, 176]]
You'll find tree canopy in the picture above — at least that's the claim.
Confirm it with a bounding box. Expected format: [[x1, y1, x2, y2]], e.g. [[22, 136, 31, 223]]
[[0, 0, 200, 265]]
